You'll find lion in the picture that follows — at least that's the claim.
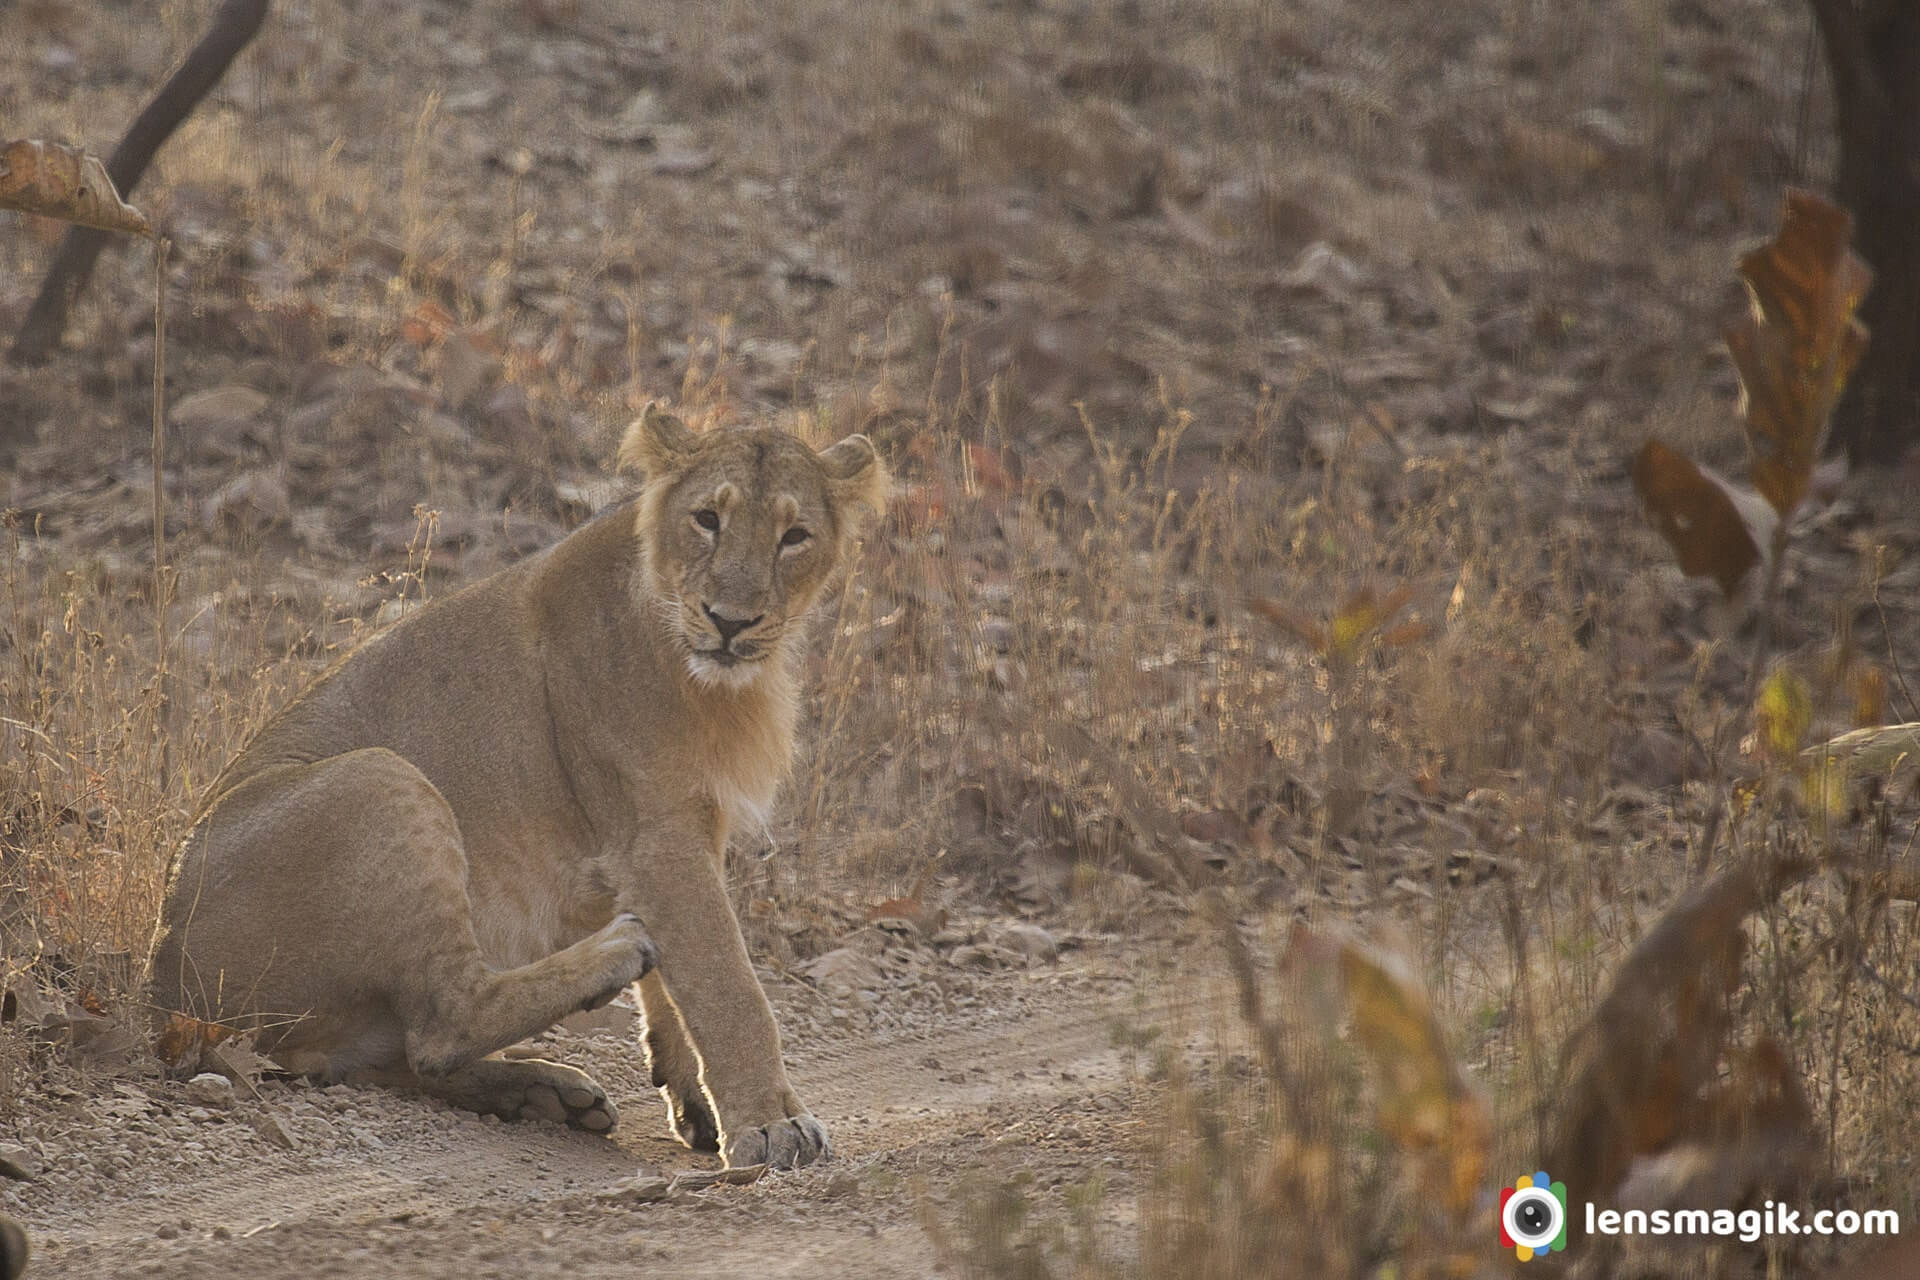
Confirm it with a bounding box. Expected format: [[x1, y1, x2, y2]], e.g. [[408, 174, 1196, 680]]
[[148, 405, 888, 1170]]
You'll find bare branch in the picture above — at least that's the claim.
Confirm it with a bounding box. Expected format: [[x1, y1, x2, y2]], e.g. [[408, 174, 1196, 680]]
[[10, 0, 270, 366]]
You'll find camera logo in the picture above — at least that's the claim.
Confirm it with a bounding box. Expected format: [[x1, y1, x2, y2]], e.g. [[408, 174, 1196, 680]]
[[1500, 1171, 1568, 1261]]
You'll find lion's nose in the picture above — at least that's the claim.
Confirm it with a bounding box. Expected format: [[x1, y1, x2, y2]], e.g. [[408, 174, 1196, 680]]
[[703, 604, 763, 645]]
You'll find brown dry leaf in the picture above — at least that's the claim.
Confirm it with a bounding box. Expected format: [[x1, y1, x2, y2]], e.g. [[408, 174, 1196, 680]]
[[963, 442, 1017, 496], [1546, 857, 1814, 1204], [1252, 582, 1420, 665], [1725, 188, 1871, 518], [1326, 584, 1412, 662], [1630, 439, 1770, 597], [0, 139, 151, 235], [154, 1011, 237, 1068], [401, 299, 457, 346], [1376, 620, 1432, 649], [1338, 939, 1489, 1218], [1500, 118, 1611, 183], [865, 855, 949, 936], [1850, 662, 1889, 728], [669, 1163, 767, 1193], [1289, 929, 1488, 1219], [1249, 596, 1327, 651], [1825, 1237, 1920, 1280], [203, 1034, 277, 1085]]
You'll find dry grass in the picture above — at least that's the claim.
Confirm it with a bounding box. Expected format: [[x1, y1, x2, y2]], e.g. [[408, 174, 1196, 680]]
[[0, 507, 432, 1110]]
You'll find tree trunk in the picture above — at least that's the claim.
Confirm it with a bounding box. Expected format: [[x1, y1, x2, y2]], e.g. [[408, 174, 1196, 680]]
[[8, 0, 271, 367], [1812, 0, 1920, 465]]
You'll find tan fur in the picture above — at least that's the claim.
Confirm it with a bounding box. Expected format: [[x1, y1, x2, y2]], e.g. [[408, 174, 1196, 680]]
[[150, 406, 888, 1169]]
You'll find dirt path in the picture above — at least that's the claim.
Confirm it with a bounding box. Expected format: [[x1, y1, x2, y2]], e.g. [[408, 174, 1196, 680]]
[[11, 952, 1185, 1278]]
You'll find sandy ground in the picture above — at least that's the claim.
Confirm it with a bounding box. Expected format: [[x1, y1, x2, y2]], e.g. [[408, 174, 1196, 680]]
[[8, 939, 1196, 1278]]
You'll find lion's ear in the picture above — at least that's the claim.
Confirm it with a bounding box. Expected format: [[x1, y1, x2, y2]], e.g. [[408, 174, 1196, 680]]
[[818, 433, 891, 524], [618, 402, 698, 479]]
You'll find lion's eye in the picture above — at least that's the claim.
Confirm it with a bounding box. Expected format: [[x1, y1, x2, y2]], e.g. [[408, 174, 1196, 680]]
[[779, 526, 811, 548], [693, 509, 720, 533]]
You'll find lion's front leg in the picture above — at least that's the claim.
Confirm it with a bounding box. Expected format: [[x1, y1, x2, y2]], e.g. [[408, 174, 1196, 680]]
[[617, 838, 828, 1170], [636, 970, 719, 1152]]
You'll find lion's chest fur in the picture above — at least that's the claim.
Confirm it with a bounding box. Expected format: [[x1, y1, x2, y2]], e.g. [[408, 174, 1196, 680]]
[[470, 665, 796, 968], [687, 663, 799, 848]]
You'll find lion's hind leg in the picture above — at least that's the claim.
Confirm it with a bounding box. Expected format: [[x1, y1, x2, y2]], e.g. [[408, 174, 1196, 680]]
[[396, 911, 658, 1077], [156, 748, 657, 1092], [352, 1056, 622, 1131]]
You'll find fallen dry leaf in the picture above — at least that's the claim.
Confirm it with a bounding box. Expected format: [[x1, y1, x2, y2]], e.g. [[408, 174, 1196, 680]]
[[865, 856, 947, 936], [0, 138, 151, 235], [400, 299, 457, 347], [154, 1011, 237, 1068], [963, 442, 1017, 495]]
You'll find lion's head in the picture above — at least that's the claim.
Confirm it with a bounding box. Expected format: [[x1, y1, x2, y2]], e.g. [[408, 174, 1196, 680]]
[[619, 404, 889, 692]]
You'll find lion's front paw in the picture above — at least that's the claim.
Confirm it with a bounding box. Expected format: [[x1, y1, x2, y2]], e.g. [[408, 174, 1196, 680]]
[[724, 1113, 829, 1170], [582, 913, 659, 1010]]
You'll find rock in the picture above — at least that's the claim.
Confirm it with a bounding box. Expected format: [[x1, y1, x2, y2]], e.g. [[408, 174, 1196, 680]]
[[185, 1074, 236, 1108], [948, 943, 1024, 970], [443, 85, 503, 115], [171, 385, 269, 430], [0, 1144, 38, 1181], [64, 1012, 143, 1069], [3, 972, 55, 1030], [580, 90, 666, 144], [478, 382, 536, 440], [649, 141, 715, 176], [995, 923, 1059, 965], [204, 467, 291, 534], [1276, 241, 1364, 298], [248, 1111, 299, 1150], [437, 332, 503, 408], [803, 948, 885, 995]]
